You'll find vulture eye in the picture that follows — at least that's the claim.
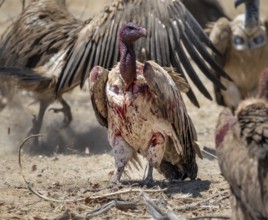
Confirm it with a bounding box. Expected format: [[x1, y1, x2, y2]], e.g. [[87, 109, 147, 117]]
[[128, 26, 135, 30], [233, 36, 245, 45], [253, 35, 265, 45]]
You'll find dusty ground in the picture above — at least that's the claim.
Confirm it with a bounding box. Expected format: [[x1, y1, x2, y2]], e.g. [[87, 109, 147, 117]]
[[0, 1, 267, 219]]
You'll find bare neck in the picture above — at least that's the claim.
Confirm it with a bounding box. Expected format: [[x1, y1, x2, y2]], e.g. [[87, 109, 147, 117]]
[[119, 40, 137, 89], [245, 0, 259, 29]]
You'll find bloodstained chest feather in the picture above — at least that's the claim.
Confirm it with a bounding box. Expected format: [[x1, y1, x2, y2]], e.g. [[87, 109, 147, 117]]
[[107, 74, 154, 122], [106, 64, 164, 150]]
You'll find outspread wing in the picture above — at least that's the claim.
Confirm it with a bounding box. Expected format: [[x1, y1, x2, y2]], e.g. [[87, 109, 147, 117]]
[[56, 0, 230, 107], [0, 0, 82, 69], [88, 66, 109, 128], [143, 60, 202, 159]]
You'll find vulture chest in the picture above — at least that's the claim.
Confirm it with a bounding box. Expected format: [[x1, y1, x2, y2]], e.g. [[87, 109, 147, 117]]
[[106, 73, 168, 154]]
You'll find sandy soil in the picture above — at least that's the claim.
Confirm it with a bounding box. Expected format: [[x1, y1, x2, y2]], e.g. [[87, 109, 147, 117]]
[[0, 1, 267, 219]]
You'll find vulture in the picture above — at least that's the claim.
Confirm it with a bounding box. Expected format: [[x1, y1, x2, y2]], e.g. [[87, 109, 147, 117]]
[[89, 22, 202, 184], [208, 0, 268, 111], [215, 67, 268, 219], [0, 0, 228, 148]]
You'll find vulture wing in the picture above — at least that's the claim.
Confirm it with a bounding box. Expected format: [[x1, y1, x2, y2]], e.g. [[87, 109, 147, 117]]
[[56, 0, 229, 107], [0, 0, 82, 69], [143, 60, 202, 159], [88, 66, 109, 128]]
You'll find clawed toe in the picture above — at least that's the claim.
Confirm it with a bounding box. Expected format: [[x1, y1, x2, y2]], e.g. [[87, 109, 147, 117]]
[[112, 177, 122, 185], [48, 107, 72, 127], [141, 178, 155, 188], [49, 107, 63, 114]]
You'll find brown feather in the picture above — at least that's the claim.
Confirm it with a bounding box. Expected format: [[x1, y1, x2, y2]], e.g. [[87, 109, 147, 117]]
[[216, 68, 268, 218]]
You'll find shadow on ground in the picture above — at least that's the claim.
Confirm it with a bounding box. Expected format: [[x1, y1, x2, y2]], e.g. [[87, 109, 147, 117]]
[[119, 179, 211, 198]]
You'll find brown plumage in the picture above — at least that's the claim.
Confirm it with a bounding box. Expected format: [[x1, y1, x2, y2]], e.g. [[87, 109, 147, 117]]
[[89, 22, 202, 184], [0, 0, 228, 148], [215, 68, 268, 219], [208, 0, 268, 111], [0, 0, 80, 144]]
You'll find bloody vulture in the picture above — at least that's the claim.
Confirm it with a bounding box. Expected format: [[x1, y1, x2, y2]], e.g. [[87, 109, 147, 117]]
[[89, 22, 202, 184]]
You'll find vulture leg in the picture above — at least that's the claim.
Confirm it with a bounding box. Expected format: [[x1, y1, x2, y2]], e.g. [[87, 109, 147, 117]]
[[49, 97, 72, 127], [143, 164, 154, 187], [143, 132, 166, 186], [111, 135, 135, 184], [27, 100, 50, 149]]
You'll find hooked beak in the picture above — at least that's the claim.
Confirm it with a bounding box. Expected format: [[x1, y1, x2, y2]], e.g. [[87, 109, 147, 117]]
[[234, 0, 245, 8], [139, 27, 147, 38]]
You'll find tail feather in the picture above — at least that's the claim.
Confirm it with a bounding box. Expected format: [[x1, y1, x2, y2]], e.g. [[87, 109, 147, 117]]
[[0, 66, 52, 92]]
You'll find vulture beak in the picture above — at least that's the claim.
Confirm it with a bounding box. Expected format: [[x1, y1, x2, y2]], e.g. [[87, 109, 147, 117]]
[[139, 27, 147, 38], [234, 0, 245, 8]]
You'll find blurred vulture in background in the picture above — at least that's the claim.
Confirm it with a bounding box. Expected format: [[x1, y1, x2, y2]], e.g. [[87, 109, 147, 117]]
[[208, 0, 268, 111], [215, 68, 268, 219], [0, 0, 228, 149]]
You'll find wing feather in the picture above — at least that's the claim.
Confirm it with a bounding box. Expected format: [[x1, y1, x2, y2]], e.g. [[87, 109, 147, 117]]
[[0, 1, 82, 69], [184, 21, 228, 80], [88, 66, 109, 128], [165, 25, 199, 107], [143, 60, 200, 158], [56, 0, 230, 107], [180, 30, 224, 90], [149, 14, 156, 61], [173, 23, 212, 101]]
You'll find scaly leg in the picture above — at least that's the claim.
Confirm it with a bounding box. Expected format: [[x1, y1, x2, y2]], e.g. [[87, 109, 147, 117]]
[[49, 97, 72, 127], [144, 132, 166, 186]]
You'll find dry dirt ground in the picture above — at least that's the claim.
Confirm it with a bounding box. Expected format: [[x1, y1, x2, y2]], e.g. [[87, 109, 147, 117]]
[[0, 1, 267, 219]]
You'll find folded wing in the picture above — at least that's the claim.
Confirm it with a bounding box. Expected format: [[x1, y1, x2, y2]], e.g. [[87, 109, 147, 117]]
[[143, 60, 202, 159]]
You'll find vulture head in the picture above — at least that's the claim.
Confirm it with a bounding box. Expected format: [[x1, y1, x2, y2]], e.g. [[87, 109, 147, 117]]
[[232, 0, 266, 50], [119, 22, 147, 44]]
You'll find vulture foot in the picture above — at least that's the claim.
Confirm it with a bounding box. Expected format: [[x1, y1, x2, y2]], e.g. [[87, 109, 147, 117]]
[[49, 98, 72, 127], [26, 100, 50, 152], [25, 115, 42, 152], [112, 166, 125, 185], [141, 164, 155, 187]]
